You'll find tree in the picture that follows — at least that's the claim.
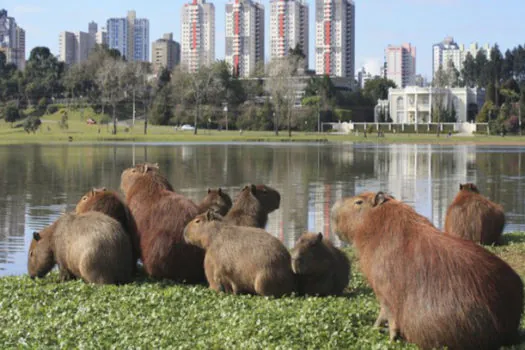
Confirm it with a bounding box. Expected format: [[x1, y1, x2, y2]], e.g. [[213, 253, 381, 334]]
[[3, 102, 21, 124], [303, 75, 337, 132], [362, 77, 397, 103], [462, 53, 477, 88], [266, 55, 304, 137], [96, 57, 126, 135], [150, 67, 173, 126], [433, 61, 460, 88], [186, 65, 221, 135], [489, 45, 504, 106], [23, 47, 64, 104]]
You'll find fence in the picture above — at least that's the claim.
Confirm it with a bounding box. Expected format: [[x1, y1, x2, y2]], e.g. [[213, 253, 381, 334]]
[[329, 122, 489, 135]]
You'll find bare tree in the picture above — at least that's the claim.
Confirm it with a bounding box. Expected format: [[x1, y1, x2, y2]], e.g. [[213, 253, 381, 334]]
[[96, 58, 126, 135], [187, 65, 218, 135], [266, 56, 304, 137]]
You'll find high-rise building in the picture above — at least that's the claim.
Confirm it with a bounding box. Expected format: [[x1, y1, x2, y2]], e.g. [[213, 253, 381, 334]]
[[152, 33, 181, 73], [88, 21, 98, 43], [181, 0, 215, 72], [269, 0, 308, 66], [315, 0, 355, 79], [59, 31, 93, 65], [432, 36, 491, 78], [107, 10, 149, 61], [96, 27, 108, 46], [225, 0, 265, 78], [385, 43, 416, 88], [0, 9, 26, 70]]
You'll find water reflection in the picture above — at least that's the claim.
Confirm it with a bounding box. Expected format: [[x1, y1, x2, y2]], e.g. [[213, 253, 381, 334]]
[[1, 143, 525, 277]]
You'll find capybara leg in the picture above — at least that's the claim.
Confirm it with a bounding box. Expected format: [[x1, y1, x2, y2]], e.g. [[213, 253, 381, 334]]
[[373, 305, 389, 328], [388, 319, 400, 342], [59, 266, 75, 282], [254, 272, 293, 297]]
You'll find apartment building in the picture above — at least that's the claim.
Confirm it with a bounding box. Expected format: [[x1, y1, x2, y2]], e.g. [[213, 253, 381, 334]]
[[181, 0, 215, 72], [385, 43, 416, 88], [107, 10, 149, 62], [152, 33, 181, 72]]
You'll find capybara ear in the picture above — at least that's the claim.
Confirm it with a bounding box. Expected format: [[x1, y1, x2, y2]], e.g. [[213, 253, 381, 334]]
[[218, 188, 222, 195], [374, 192, 388, 207], [460, 184, 464, 190], [101, 187, 107, 192], [33, 232, 41, 241], [316, 232, 323, 243], [208, 188, 211, 193], [250, 184, 257, 195]]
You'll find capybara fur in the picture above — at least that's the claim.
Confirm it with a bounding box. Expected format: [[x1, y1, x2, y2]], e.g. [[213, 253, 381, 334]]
[[197, 188, 232, 216], [290, 232, 350, 296], [183, 210, 294, 297], [120, 163, 205, 284], [224, 184, 281, 228], [444, 183, 505, 245], [331, 191, 523, 350], [75, 187, 140, 272], [28, 211, 133, 284]]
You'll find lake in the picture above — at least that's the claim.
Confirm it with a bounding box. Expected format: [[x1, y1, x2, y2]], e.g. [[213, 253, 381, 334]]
[[1, 142, 525, 277]]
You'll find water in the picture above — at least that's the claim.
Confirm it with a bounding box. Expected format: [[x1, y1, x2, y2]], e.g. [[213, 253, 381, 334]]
[[2, 142, 525, 277]]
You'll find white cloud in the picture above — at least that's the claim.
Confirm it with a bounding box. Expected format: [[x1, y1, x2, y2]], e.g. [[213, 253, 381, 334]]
[[358, 58, 383, 76], [13, 5, 45, 15]]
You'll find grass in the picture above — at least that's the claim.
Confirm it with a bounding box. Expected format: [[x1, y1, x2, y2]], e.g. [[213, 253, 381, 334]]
[[1, 108, 525, 145], [2, 235, 525, 349]]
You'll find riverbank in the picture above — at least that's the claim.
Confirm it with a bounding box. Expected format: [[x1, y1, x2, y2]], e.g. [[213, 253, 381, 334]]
[[2, 116, 525, 145], [1, 234, 524, 348]]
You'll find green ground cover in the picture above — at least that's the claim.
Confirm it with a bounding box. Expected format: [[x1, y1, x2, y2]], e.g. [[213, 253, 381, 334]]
[[1, 234, 525, 349]]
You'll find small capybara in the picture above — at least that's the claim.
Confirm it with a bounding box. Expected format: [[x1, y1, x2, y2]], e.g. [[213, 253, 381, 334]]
[[224, 184, 281, 228], [197, 188, 232, 216], [75, 187, 141, 271], [28, 211, 133, 284], [290, 231, 350, 296], [444, 183, 505, 245], [183, 210, 295, 297], [120, 162, 205, 284], [331, 191, 523, 350]]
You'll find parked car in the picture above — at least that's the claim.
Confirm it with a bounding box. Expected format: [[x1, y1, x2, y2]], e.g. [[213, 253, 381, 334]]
[[180, 124, 195, 131], [86, 118, 97, 125]]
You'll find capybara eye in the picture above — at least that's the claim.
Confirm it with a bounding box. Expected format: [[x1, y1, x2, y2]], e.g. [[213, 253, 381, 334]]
[[355, 200, 363, 205], [82, 196, 88, 201], [29, 250, 33, 257], [195, 219, 201, 224]]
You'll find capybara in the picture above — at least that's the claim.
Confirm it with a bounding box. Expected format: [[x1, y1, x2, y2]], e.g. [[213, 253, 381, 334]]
[[197, 188, 232, 216], [183, 210, 295, 297], [28, 211, 133, 284], [224, 184, 281, 228], [290, 231, 350, 296], [331, 191, 523, 350], [75, 187, 140, 272], [444, 183, 505, 245], [120, 162, 205, 283]]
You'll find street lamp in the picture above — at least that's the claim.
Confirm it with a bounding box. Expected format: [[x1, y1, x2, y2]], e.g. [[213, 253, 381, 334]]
[[223, 104, 228, 131]]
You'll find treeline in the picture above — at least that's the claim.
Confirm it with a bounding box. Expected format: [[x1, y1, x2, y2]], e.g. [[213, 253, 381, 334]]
[[0, 44, 391, 134], [434, 44, 525, 134]]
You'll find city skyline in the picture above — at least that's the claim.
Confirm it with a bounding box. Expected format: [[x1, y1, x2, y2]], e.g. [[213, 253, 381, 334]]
[[7, 0, 525, 79]]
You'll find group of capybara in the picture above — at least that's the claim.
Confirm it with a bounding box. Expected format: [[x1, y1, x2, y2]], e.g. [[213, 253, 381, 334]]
[[27, 162, 523, 349]]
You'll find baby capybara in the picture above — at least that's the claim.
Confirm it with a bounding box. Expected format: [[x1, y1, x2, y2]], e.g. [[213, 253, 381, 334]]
[[224, 184, 281, 228], [28, 211, 133, 284], [290, 232, 350, 296], [197, 188, 232, 216], [120, 162, 205, 284], [444, 183, 505, 245], [183, 210, 295, 297], [331, 191, 523, 350], [75, 187, 140, 271]]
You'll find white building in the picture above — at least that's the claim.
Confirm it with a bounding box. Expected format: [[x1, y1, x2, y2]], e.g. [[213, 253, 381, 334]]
[[96, 27, 108, 46], [269, 0, 308, 66], [59, 31, 94, 65], [225, 0, 265, 78], [385, 43, 416, 88], [181, 0, 215, 72], [0, 9, 25, 70], [315, 0, 355, 79], [387, 86, 485, 124], [432, 36, 491, 78]]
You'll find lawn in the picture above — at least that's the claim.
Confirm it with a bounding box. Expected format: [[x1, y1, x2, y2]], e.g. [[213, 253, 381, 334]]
[[1, 109, 525, 145], [1, 234, 525, 349]]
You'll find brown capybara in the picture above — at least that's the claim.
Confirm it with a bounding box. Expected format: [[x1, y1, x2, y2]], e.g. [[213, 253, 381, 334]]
[[331, 191, 523, 350], [183, 210, 295, 297], [75, 187, 141, 272], [444, 183, 505, 245], [28, 211, 133, 284], [290, 231, 350, 296], [224, 184, 281, 228], [197, 188, 233, 216], [120, 162, 205, 284]]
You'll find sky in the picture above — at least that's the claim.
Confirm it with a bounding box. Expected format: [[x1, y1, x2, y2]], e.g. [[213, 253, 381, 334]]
[[6, 0, 525, 80]]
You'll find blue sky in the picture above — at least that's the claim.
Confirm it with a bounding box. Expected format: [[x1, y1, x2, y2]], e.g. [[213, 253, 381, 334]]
[[8, 0, 525, 80]]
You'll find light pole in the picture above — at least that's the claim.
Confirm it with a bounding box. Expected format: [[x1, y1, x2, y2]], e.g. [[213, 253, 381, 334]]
[[223, 104, 228, 131]]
